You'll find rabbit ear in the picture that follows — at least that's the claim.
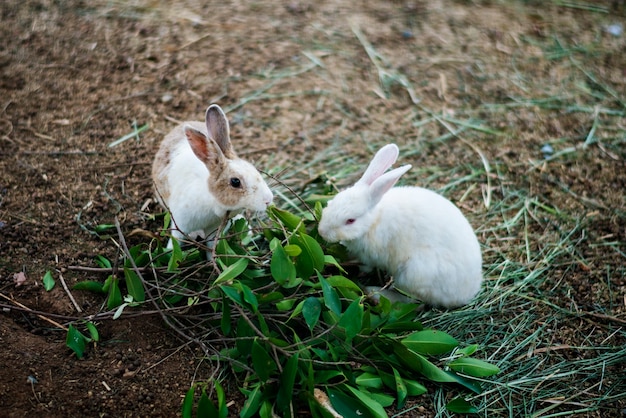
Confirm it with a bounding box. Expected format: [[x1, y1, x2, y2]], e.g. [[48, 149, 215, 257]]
[[184, 125, 226, 172], [357, 144, 400, 186], [368, 164, 412, 206], [205, 104, 236, 159]]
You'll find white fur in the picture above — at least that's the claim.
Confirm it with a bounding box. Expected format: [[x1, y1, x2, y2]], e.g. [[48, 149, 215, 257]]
[[152, 105, 273, 248], [318, 144, 482, 308]]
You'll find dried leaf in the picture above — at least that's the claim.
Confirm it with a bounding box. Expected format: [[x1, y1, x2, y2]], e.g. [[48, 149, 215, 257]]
[[13, 272, 27, 287]]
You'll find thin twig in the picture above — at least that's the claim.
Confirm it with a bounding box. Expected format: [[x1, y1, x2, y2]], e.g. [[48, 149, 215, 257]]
[[177, 33, 213, 51], [0, 292, 68, 331], [581, 311, 626, 326], [514, 344, 572, 362], [262, 170, 315, 217], [58, 272, 82, 313], [67, 265, 154, 273], [209, 212, 232, 271]]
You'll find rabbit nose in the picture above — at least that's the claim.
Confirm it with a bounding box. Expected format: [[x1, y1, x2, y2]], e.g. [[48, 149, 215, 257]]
[[264, 189, 274, 206]]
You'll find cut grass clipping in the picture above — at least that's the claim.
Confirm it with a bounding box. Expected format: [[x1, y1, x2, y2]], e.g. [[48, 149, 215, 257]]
[[71, 192, 499, 417]]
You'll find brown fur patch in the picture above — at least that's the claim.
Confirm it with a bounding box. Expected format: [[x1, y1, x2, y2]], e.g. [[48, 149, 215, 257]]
[[209, 164, 249, 208]]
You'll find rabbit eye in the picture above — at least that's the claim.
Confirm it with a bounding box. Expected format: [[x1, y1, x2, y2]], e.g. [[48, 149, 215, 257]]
[[230, 178, 242, 188], [346, 218, 355, 225]]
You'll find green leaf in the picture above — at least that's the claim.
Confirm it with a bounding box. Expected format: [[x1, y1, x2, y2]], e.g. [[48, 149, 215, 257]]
[[85, 322, 99, 342], [269, 206, 304, 232], [327, 387, 372, 418], [314, 199, 324, 220], [390, 301, 421, 318], [231, 216, 249, 241], [314, 370, 345, 385], [319, 275, 341, 315], [372, 367, 427, 398], [456, 344, 479, 356], [355, 372, 383, 389], [214, 258, 249, 285], [124, 267, 145, 302], [392, 367, 408, 408], [94, 223, 115, 233], [401, 330, 459, 355], [168, 237, 183, 272], [323, 255, 347, 274], [342, 384, 387, 418], [221, 285, 244, 307], [113, 302, 130, 320], [240, 384, 263, 418], [302, 297, 322, 331], [290, 232, 325, 279], [181, 385, 195, 418], [276, 353, 299, 418], [216, 236, 237, 260], [448, 357, 500, 377], [221, 297, 232, 336], [338, 299, 363, 341], [240, 283, 259, 313], [366, 390, 395, 408], [72, 280, 105, 294], [215, 380, 228, 418], [42, 271, 55, 291], [106, 277, 123, 310], [235, 315, 255, 356], [385, 339, 484, 394], [102, 275, 113, 292], [270, 241, 296, 285], [259, 401, 274, 418], [251, 339, 276, 382], [127, 244, 152, 267], [94, 254, 112, 269], [284, 244, 302, 257], [446, 397, 479, 413], [198, 389, 219, 418], [258, 292, 285, 305], [325, 275, 361, 291], [275, 298, 297, 311], [66, 324, 87, 359], [162, 212, 172, 236], [403, 378, 428, 397]]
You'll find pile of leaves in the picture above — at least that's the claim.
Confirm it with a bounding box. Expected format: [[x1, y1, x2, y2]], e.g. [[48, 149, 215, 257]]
[[70, 198, 499, 417]]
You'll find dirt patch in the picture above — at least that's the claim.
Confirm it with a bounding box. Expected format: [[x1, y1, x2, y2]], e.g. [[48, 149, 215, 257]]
[[1, 0, 625, 416]]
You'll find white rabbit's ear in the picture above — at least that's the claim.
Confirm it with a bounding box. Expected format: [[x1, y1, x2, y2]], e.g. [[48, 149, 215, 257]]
[[205, 104, 236, 159], [184, 125, 225, 172], [357, 144, 399, 186], [368, 164, 412, 206]]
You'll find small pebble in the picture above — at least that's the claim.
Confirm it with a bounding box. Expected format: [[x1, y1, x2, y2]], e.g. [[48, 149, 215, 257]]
[[606, 23, 622, 37], [541, 144, 554, 158]]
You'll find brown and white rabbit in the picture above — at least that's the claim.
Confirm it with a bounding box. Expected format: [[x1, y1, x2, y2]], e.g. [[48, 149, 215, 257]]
[[317, 144, 482, 308], [152, 104, 273, 248]]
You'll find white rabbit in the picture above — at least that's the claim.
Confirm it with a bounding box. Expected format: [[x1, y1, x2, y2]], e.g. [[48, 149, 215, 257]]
[[152, 104, 273, 248], [317, 144, 482, 308]]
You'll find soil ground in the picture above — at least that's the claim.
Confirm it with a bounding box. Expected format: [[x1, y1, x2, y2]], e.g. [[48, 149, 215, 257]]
[[1, 0, 625, 417]]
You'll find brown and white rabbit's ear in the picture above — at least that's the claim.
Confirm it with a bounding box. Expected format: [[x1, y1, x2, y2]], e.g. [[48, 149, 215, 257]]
[[357, 144, 399, 186], [368, 164, 412, 207], [184, 125, 226, 172], [205, 104, 236, 159]]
